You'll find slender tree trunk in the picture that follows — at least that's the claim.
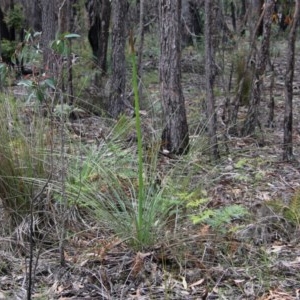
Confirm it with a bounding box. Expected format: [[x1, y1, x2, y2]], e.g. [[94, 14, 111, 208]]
[[251, 0, 264, 37], [241, 0, 246, 17], [230, 1, 236, 31], [0, 25, 2, 91], [109, 0, 128, 118], [283, 0, 300, 161], [205, 0, 220, 160], [58, 0, 68, 34], [100, 0, 111, 74], [242, 0, 274, 136], [159, 0, 189, 155], [41, 0, 56, 73], [229, 3, 264, 135], [267, 63, 275, 127]]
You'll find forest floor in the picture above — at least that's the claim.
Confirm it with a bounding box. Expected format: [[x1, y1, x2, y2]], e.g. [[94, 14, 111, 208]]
[[1, 36, 300, 299]]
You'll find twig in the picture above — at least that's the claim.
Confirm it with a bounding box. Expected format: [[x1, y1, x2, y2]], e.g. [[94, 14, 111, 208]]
[[27, 175, 52, 300]]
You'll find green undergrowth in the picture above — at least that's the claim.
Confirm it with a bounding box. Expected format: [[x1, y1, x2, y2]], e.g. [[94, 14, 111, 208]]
[[0, 104, 268, 278], [0, 95, 50, 231], [63, 125, 177, 248], [0, 31, 260, 253], [266, 189, 300, 226]]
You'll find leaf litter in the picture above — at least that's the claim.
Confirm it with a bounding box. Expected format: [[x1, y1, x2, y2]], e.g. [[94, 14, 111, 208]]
[[1, 40, 300, 300]]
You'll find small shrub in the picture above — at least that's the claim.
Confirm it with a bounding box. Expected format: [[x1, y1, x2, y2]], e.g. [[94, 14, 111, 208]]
[[235, 50, 252, 106], [4, 4, 24, 30]]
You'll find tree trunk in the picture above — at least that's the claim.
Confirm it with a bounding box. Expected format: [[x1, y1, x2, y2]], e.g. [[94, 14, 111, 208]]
[[86, 0, 111, 75], [283, 0, 300, 161], [41, 0, 56, 73], [32, 0, 42, 31], [242, 0, 274, 136], [58, 0, 68, 34], [109, 0, 128, 118], [204, 0, 220, 160], [0, 7, 9, 42], [159, 0, 189, 155], [267, 63, 275, 127], [230, 1, 236, 31], [8, 0, 15, 41], [241, 0, 246, 17], [0, 22, 2, 91], [181, 0, 203, 46], [100, 0, 111, 74], [251, 0, 264, 37]]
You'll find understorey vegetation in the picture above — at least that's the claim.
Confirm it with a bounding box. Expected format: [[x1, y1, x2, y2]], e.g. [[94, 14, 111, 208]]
[[0, 1, 300, 299]]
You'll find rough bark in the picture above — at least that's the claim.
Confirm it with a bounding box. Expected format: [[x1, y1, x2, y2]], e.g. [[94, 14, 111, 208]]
[[242, 0, 274, 136], [159, 0, 189, 155], [0, 21, 2, 91], [204, 0, 220, 160], [86, 0, 111, 74], [20, 0, 42, 32], [109, 0, 128, 118], [41, 0, 56, 73], [33, 0, 42, 32], [283, 0, 300, 161]]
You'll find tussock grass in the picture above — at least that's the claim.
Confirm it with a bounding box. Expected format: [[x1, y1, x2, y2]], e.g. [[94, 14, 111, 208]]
[[0, 95, 50, 234], [64, 120, 177, 249]]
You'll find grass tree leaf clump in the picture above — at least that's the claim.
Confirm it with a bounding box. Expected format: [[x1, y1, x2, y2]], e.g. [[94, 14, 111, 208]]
[[64, 138, 173, 248], [0, 95, 50, 231]]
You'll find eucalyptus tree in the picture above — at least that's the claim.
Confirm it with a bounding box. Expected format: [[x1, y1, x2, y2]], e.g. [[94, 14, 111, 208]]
[[242, 0, 275, 136], [109, 0, 128, 118], [41, 0, 56, 72], [204, 0, 220, 160], [159, 0, 189, 155], [86, 0, 111, 75]]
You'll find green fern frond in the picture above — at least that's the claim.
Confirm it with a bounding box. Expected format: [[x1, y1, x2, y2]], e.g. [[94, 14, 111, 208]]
[[190, 209, 215, 224], [266, 190, 300, 225], [289, 190, 300, 216], [282, 190, 300, 224], [190, 204, 248, 232]]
